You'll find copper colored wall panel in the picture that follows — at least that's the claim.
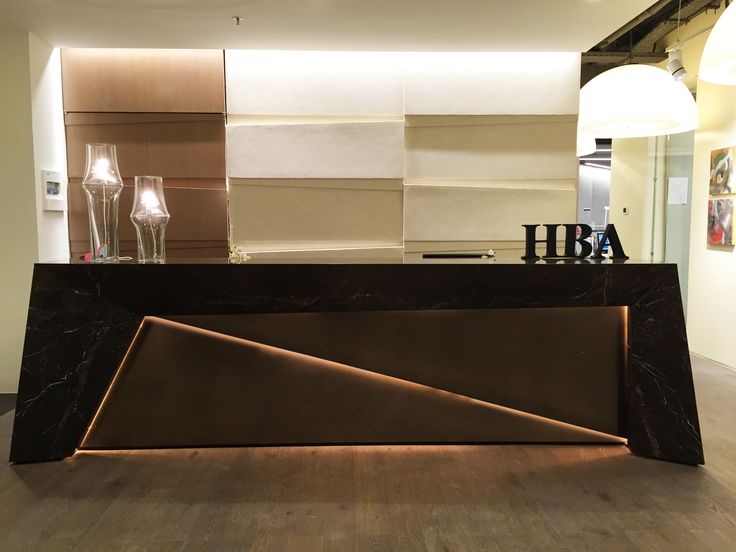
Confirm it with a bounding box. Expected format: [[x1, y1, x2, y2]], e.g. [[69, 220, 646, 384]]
[[64, 103, 227, 257], [69, 241, 228, 259], [61, 49, 225, 114], [68, 179, 227, 250], [65, 114, 226, 180]]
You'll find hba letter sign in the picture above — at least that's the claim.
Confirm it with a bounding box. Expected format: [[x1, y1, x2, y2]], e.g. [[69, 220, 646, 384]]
[[522, 224, 628, 260]]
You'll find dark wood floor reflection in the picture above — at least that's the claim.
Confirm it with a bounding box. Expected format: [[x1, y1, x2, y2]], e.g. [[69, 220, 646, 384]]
[[2, 355, 736, 552]]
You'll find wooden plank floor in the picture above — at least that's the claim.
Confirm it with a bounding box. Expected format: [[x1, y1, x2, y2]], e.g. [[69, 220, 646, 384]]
[[2, 354, 735, 551]]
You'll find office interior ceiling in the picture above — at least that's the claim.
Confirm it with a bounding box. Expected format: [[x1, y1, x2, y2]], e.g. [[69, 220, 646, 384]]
[[0, 0, 659, 51]]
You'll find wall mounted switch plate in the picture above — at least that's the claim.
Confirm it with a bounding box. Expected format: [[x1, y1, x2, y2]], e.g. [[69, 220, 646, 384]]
[[41, 170, 67, 212]]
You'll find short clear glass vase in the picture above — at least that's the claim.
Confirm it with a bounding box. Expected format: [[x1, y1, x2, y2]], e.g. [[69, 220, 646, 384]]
[[81, 143, 124, 263], [130, 176, 170, 264]]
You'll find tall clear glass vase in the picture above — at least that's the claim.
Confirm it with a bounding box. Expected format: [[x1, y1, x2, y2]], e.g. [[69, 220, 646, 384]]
[[130, 176, 170, 263], [81, 143, 124, 262]]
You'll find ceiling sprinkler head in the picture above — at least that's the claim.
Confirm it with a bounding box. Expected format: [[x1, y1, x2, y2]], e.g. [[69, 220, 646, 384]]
[[232, 15, 244, 26], [667, 50, 688, 82]]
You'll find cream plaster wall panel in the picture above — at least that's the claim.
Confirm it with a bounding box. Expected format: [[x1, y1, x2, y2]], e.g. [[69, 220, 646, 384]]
[[403, 240, 530, 262], [404, 53, 581, 115], [228, 179, 403, 251], [404, 184, 577, 242], [227, 122, 405, 179], [245, 247, 404, 263], [686, 80, 736, 369], [404, 117, 577, 181], [225, 51, 404, 117]]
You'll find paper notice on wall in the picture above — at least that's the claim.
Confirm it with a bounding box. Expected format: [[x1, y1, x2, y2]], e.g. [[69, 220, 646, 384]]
[[668, 177, 689, 205]]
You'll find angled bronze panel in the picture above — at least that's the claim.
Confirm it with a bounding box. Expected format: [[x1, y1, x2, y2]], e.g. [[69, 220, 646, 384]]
[[167, 308, 626, 435], [81, 317, 624, 450]]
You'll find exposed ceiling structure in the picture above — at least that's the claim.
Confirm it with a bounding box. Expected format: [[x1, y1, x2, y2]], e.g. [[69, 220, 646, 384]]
[[582, 0, 723, 84], [0, 0, 656, 52]]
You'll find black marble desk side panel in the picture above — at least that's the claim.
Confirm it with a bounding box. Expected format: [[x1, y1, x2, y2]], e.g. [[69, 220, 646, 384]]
[[9, 263, 703, 464]]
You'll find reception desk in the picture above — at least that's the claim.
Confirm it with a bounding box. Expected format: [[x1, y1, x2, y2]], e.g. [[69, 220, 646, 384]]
[[9, 260, 704, 465]]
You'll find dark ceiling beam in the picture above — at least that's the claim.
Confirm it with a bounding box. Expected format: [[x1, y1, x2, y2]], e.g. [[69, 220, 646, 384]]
[[597, 0, 675, 49], [582, 51, 667, 65], [632, 0, 721, 53]]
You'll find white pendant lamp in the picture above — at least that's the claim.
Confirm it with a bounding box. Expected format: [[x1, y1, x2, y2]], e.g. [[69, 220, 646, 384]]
[[577, 129, 597, 157], [700, 2, 736, 85], [579, 64, 699, 138]]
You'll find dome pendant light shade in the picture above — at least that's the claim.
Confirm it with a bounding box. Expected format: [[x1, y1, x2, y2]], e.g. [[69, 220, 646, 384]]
[[700, 2, 736, 85], [579, 65, 699, 138], [577, 130, 597, 157]]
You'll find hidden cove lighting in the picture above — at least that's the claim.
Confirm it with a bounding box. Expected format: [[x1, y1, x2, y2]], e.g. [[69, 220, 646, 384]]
[[700, 1, 736, 86], [578, 64, 699, 139]]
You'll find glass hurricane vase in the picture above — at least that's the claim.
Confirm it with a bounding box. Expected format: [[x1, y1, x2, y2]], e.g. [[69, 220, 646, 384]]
[[81, 143, 125, 263], [130, 176, 170, 263]]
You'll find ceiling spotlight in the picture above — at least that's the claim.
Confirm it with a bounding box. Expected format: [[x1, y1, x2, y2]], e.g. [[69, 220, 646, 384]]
[[667, 50, 688, 82]]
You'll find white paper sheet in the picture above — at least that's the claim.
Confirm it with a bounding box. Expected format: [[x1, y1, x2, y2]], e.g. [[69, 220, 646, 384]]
[[668, 177, 689, 205]]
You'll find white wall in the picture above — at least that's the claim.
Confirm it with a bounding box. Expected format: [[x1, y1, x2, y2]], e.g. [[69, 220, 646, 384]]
[[29, 35, 70, 262], [687, 80, 736, 369], [0, 32, 68, 392], [0, 31, 39, 393]]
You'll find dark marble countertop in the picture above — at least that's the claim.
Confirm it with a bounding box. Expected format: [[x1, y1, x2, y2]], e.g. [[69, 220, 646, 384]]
[[55, 257, 660, 266]]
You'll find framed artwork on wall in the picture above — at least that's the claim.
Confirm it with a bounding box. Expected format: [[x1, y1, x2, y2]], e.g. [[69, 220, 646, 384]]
[[709, 147, 734, 195], [708, 147, 735, 248], [708, 198, 734, 246]]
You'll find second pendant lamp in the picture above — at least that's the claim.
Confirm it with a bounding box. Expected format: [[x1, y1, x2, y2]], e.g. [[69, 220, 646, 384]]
[[578, 64, 699, 139]]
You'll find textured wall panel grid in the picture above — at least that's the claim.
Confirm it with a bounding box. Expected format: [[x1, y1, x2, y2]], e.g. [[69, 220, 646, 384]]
[[403, 52, 581, 115], [225, 50, 404, 117], [228, 179, 403, 252], [405, 116, 577, 181], [61, 49, 225, 113], [404, 184, 577, 242], [227, 121, 405, 179]]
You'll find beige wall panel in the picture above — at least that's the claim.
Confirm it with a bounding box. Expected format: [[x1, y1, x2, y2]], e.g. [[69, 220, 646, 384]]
[[65, 114, 225, 179], [405, 117, 577, 181], [0, 31, 37, 392], [227, 121, 404, 179], [404, 52, 581, 115], [61, 48, 225, 113], [609, 137, 651, 262], [225, 50, 404, 116], [68, 179, 227, 245], [404, 184, 577, 242], [228, 179, 403, 252], [244, 247, 405, 263]]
